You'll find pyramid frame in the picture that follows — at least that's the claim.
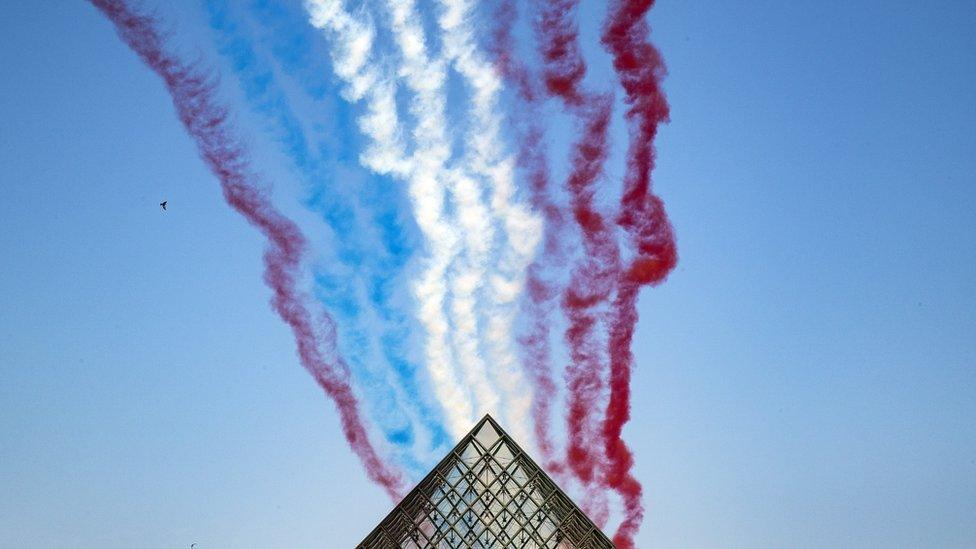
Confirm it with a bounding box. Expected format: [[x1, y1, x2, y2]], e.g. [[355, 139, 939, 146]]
[[357, 415, 614, 548]]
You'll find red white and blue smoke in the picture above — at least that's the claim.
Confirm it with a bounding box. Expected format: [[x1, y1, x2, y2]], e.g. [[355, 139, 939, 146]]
[[89, 0, 675, 545]]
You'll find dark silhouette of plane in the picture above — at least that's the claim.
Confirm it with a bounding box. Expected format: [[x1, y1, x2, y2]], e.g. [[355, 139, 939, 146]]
[[160, 200, 167, 211]]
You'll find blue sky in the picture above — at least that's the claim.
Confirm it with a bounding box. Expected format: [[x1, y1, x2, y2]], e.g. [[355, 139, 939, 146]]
[[1, 0, 974, 547]]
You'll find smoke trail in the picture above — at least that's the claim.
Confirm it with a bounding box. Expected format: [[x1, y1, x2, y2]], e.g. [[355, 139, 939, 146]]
[[534, 1, 618, 524], [203, 0, 442, 475], [488, 0, 564, 472], [303, 0, 475, 438], [204, 0, 413, 466], [243, 0, 452, 456], [380, 0, 502, 424], [601, 0, 678, 546], [435, 0, 543, 449], [87, 0, 403, 499]]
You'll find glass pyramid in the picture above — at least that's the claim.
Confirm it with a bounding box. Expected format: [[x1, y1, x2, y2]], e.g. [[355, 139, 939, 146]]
[[357, 415, 614, 548]]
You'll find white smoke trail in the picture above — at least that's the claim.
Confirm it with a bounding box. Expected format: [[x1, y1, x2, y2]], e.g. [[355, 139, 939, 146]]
[[380, 0, 502, 430], [305, 0, 474, 439], [435, 0, 544, 447]]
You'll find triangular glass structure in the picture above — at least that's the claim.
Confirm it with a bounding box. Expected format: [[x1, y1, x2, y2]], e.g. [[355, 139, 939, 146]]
[[358, 415, 614, 548]]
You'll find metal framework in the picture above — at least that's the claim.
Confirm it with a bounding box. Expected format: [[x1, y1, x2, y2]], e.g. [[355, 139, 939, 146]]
[[358, 415, 614, 548]]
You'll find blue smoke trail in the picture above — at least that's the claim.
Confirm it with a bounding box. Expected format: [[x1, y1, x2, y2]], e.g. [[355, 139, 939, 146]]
[[240, 1, 451, 456], [203, 0, 449, 469]]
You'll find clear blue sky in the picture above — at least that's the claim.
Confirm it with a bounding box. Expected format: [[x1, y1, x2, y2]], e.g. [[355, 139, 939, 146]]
[[1, 1, 974, 547]]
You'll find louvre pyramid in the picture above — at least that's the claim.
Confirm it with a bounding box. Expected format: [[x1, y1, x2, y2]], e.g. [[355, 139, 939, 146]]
[[358, 415, 614, 548]]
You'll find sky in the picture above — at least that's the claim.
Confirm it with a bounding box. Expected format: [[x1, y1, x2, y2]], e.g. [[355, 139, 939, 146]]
[[1, 0, 975, 547]]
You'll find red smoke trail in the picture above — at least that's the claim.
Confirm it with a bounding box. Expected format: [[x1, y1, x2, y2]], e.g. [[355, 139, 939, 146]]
[[489, 0, 565, 472], [601, 0, 678, 546], [536, 0, 620, 525], [88, 0, 403, 500], [515, 127, 564, 469]]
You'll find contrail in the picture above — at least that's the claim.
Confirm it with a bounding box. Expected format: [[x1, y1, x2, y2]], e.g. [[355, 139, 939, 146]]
[[601, 0, 678, 546], [304, 0, 475, 438], [87, 0, 403, 499], [488, 0, 565, 473], [535, 0, 619, 524], [203, 0, 428, 475], [380, 0, 502, 426], [242, 0, 453, 457], [435, 0, 543, 449]]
